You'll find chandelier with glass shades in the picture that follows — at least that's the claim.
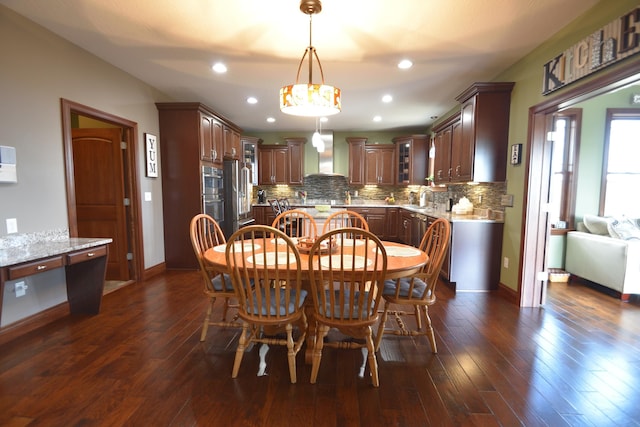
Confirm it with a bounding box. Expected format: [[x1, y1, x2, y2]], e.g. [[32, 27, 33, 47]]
[[279, 0, 341, 117]]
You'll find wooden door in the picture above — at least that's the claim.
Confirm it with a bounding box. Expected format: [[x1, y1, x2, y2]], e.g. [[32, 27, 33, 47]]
[[72, 128, 129, 281]]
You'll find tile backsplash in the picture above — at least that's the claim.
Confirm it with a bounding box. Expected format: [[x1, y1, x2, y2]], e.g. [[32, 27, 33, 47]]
[[253, 175, 506, 212]]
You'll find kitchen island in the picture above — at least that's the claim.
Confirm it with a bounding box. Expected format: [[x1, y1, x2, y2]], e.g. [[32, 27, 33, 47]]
[[253, 201, 504, 292]]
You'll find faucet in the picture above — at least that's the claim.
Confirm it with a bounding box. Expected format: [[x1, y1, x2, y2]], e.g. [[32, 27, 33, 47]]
[[419, 187, 431, 208]]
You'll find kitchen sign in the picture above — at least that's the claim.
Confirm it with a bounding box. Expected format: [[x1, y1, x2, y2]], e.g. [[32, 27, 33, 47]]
[[542, 5, 640, 95]]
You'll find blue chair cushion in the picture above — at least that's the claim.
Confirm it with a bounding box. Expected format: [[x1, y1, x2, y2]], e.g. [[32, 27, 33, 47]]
[[317, 290, 375, 319], [247, 288, 307, 316], [383, 277, 429, 299], [211, 273, 234, 292]]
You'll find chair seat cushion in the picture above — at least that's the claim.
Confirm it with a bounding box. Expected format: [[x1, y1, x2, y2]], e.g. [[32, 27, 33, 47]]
[[383, 277, 429, 299], [317, 290, 375, 319], [212, 273, 234, 292], [247, 288, 307, 316]]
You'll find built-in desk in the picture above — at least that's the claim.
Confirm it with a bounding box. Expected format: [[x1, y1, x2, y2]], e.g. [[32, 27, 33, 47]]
[[0, 237, 112, 337]]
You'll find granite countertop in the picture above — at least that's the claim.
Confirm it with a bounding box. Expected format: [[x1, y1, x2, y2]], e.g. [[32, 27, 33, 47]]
[[253, 202, 504, 223], [0, 237, 113, 268]]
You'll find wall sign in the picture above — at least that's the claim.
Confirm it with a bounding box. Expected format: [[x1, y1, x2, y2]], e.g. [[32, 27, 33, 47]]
[[542, 6, 640, 95], [510, 144, 522, 165], [145, 133, 158, 178]]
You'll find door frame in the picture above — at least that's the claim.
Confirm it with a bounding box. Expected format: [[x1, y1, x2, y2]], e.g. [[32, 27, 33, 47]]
[[519, 58, 640, 307], [61, 98, 144, 283]]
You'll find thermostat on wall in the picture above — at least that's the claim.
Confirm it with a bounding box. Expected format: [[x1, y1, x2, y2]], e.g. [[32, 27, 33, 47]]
[[0, 145, 17, 183]]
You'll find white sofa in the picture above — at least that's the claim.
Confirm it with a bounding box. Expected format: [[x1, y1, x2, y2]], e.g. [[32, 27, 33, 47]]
[[565, 215, 640, 300]]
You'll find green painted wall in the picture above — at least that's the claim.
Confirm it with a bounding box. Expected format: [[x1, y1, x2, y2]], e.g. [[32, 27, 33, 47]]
[[491, 0, 640, 290]]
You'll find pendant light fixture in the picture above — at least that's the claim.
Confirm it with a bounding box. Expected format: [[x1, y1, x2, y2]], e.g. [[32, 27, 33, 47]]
[[279, 0, 341, 117]]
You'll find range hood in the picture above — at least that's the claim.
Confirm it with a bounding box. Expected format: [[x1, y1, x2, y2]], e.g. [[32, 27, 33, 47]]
[[308, 131, 345, 177]]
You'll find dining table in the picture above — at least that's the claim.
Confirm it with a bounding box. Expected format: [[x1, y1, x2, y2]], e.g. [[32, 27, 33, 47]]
[[203, 235, 429, 363]]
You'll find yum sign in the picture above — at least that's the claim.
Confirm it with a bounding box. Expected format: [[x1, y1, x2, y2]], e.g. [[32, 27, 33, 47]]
[[542, 5, 640, 95]]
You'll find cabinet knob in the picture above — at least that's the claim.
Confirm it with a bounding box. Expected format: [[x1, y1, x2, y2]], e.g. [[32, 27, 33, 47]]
[[448, 168, 452, 178]]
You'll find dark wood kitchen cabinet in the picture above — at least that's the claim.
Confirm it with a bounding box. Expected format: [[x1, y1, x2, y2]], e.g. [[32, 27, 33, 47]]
[[258, 138, 305, 185], [347, 137, 367, 185], [365, 145, 395, 185], [433, 82, 513, 183], [432, 114, 459, 184], [156, 102, 242, 269], [258, 145, 288, 184], [394, 134, 429, 185], [223, 126, 241, 160], [285, 138, 305, 185], [350, 207, 387, 238]]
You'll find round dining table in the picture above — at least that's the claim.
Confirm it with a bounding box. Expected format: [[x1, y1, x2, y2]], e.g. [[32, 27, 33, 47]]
[[203, 236, 428, 363], [203, 237, 428, 281]]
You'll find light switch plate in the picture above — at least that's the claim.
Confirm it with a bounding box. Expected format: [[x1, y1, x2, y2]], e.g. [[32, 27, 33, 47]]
[[501, 195, 514, 207], [6, 218, 17, 234], [144, 191, 152, 201]]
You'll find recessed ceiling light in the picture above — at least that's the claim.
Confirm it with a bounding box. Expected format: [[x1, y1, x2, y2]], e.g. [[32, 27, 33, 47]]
[[266, 117, 276, 123], [373, 116, 382, 122], [397, 59, 413, 69], [382, 94, 393, 103], [212, 62, 227, 73], [247, 97, 258, 104]]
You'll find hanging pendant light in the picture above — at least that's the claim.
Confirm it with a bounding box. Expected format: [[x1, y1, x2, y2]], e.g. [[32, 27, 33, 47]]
[[279, 0, 341, 117]]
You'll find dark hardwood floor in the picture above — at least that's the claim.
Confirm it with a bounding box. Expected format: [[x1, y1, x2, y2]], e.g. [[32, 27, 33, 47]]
[[1, 270, 639, 426]]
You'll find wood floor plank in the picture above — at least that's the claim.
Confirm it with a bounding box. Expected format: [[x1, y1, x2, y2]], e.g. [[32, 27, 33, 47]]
[[1, 270, 640, 426]]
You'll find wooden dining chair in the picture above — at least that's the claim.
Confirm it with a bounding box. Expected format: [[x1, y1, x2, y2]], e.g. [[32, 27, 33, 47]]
[[277, 197, 291, 212], [268, 199, 281, 216], [225, 225, 307, 383], [272, 208, 318, 239], [374, 217, 451, 353], [307, 228, 387, 387], [189, 214, 240, 342], [321, 209, 369, 234]]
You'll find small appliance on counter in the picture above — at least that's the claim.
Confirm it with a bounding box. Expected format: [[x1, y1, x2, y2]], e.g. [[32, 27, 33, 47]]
[[257, 189, 266, 204]]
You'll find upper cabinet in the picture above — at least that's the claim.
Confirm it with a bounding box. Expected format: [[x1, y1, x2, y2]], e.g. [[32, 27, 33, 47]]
[[156, 102, 242, 168], [286, 138, 305, 185], [433, 82, 514, 184], [347, 137, 367, 185], [365, 145, 395, 185], [223, 126, 241, 160], [393, 135, 429, 185], [241, 136, 261, 185], [199, 112, 224, 164], [257, 138, 306, 185]]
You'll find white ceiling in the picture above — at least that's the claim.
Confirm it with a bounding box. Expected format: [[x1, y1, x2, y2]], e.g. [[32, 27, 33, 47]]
[[2, 0, 600, 133]]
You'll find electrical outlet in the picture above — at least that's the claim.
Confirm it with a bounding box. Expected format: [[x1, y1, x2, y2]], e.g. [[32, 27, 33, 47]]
[[503, 257, 509, 269], [15, 281, 27, 297], [6, 218, 18, 234]]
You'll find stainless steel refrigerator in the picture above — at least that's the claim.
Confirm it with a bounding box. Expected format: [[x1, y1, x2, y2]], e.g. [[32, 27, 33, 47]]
[[223, 159, 254, 238]]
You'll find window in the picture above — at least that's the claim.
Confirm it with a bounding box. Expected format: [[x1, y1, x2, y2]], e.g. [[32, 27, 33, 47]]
[[548, 109, 581, 233], [602, 109, 640, 217]]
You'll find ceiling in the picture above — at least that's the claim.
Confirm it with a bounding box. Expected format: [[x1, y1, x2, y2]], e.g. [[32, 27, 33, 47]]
[[2, 0, 601, 133]]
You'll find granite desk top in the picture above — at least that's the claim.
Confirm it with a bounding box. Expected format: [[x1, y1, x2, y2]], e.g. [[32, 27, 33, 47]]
[[0, 237, 113, 268]]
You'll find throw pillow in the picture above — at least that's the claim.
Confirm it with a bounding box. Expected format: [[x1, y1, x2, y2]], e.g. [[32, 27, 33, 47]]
[[582, 214, 611, 236], [607, 217, 640, 240]]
